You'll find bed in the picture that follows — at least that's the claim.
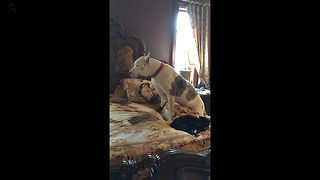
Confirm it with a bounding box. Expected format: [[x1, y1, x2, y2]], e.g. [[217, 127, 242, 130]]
[[109, 17, 211, 180]]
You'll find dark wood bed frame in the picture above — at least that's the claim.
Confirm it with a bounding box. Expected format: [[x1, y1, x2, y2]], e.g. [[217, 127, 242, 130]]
[[109, 17, 211, 180]]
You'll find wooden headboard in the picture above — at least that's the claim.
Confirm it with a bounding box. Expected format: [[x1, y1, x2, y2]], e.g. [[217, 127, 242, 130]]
[[109, 18, 146, 94]]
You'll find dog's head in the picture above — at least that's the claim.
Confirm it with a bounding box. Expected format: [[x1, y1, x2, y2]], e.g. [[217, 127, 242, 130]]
[[129, 52, 153, 78]]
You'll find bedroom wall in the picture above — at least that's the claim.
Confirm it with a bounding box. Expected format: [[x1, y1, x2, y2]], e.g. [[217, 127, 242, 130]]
[[110, 0, 177, 65]]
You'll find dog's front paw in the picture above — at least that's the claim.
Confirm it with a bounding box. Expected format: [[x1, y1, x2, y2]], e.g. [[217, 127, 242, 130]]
[[163, 109, 173, 122]]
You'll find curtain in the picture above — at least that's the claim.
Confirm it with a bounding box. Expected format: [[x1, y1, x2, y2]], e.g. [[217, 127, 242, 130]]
[[186, 1, 210, 89]]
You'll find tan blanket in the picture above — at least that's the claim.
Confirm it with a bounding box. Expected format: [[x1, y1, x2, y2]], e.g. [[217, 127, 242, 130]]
[[109, 94, 210, 160]]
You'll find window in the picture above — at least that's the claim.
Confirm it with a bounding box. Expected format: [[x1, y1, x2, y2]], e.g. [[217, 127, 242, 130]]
[[174, 7, 200, 86]]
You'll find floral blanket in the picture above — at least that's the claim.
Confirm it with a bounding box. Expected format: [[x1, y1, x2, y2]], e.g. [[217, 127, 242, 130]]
[[109, 94, 210, 160]]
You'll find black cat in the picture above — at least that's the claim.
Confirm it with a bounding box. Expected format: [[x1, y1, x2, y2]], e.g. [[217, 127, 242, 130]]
[[170, 115, 210, 136]]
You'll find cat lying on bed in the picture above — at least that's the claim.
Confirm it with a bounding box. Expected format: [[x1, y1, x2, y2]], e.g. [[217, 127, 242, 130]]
[[170, 115, 210, 136]]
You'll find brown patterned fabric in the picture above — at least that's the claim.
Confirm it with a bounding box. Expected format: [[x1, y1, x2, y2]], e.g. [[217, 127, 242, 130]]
[[109, 95, 210, 160]]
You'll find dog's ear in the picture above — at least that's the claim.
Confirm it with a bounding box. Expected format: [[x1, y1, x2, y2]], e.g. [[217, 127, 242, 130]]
[[144, 52, 150, 65]]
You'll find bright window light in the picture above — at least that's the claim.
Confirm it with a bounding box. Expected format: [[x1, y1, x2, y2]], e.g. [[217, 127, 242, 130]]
[[174, 10, 200, 83]]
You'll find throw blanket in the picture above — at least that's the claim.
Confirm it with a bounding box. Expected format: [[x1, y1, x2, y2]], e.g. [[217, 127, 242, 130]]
[[109, 95, 211, 160]]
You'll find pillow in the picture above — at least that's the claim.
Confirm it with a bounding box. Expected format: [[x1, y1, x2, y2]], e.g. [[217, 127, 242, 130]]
[[120, 78, 161, 104], [114, 84, 127, 98]]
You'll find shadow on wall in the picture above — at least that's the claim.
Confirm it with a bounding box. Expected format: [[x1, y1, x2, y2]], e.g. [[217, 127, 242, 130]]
[[110, 0, 177, 65]]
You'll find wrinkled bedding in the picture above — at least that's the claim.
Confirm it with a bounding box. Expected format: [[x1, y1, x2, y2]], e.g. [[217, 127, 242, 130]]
[[109, 94, 210, 160]]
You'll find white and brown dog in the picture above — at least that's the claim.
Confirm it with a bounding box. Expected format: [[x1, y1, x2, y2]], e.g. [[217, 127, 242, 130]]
[[129, 52, 209, 121]]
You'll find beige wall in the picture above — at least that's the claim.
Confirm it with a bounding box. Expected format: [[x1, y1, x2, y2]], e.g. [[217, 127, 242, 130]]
[[110, 0, 177, 64]]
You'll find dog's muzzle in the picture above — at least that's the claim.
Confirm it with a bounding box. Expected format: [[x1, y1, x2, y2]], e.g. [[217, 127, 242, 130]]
[[128, 71, 140, 78]]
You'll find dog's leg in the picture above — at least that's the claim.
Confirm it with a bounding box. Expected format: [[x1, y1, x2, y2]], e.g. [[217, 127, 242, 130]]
[[157, 90, 168, 114], [161, 98, 167, 107], [154, 85, 167, 108], [167, 95, 175, 122], [158, 91, 167, 108]]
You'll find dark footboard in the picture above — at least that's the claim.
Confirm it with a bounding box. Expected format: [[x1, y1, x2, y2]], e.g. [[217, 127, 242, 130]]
[[110, 148, 211, 180]]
